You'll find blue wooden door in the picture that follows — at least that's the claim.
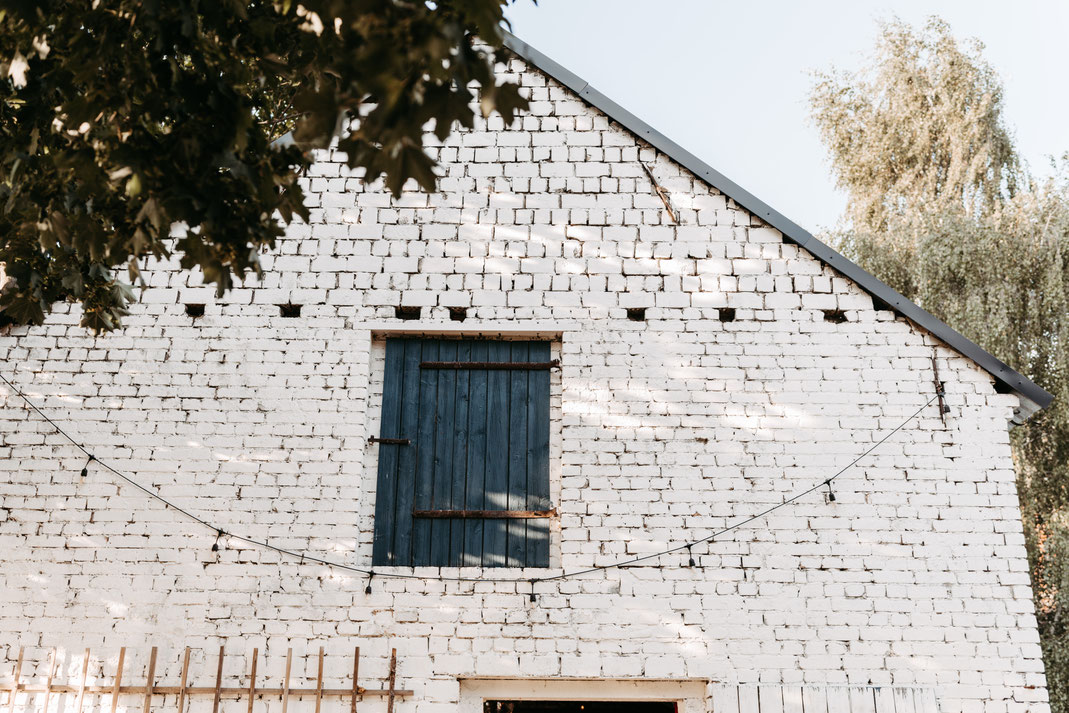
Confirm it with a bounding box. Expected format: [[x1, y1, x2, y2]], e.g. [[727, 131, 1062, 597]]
[[372, 338, 552, 567]]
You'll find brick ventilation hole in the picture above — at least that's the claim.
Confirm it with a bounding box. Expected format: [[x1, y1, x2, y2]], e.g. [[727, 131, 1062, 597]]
[[626, 307, 646, 322], [718, 307, 736, 323], [823, 309, 848, 324], [184, 304, 205, 318], [448, 307, 468, 322], [278, 304, 302, 318], [396, 305, 421, 321]]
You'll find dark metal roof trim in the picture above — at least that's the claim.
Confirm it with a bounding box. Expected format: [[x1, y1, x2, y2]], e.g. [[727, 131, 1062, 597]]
[[503, 32, 1053, 419]]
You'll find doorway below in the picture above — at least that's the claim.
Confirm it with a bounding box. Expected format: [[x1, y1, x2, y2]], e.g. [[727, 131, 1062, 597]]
[[485, 703, 677, 713]]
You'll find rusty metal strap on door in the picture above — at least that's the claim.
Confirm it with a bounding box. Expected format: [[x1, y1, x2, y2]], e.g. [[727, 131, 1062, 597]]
[[418, 360, 560, 371], [411, 509, 557, 519]]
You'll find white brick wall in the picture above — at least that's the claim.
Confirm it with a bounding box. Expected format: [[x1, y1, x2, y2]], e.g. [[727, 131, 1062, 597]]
[[0, 57, 1049, 712]]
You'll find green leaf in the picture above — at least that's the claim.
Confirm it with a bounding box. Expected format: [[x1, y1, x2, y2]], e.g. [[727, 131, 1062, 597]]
[[0, 292, 46, 326], [0, 0, 530, 331], [125, 174, 142, 197]]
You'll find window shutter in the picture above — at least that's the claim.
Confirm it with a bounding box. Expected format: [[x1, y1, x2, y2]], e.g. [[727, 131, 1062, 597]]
[[372, 338, 552, 567]]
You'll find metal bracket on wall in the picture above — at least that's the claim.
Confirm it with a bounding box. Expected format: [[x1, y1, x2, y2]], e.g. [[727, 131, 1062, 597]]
[[931, 354, 950, 425], [368, 437, 411, 446], [640, 162, 679, 224]]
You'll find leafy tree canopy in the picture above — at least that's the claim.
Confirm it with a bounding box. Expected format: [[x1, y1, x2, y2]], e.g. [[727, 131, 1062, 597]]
[[811, 17, 1069, 712], [0, 0, 527, 331]]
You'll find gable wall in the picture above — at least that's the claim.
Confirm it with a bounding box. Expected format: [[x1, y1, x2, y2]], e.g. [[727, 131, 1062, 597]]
[[0, 57, 1049, 712]]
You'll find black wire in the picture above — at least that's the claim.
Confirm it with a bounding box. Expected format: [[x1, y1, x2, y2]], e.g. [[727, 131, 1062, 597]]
[[1, 371, 938, 585]]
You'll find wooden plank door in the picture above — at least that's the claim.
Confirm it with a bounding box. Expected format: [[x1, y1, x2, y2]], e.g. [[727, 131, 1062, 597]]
[[372, 338, 552, 567]]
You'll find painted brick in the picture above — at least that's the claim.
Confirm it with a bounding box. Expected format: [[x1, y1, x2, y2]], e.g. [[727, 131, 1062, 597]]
[[0, 55, 1047, 713]]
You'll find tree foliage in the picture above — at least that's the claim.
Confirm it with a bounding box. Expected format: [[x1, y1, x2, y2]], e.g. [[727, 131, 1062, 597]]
[[0, 0, 527, 331], [810, 17, 1019, 234], [811, 17, 1069, 711]]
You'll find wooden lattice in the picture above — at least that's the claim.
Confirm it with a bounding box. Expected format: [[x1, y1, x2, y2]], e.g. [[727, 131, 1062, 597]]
[[2, 646, 409, 713]]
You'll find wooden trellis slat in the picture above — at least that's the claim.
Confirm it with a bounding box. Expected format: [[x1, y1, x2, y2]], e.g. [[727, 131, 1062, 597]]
[[1, 645, 410, 711], [4, 686, 410, 696], [212, 646, 224, 713], [41, 650, 56, 713], [74, 649, 89, 713], [176, 648, 190, 713], [349, 648, 359, 713], [142, 647, 157, 713], [314, 648, 324, 713], [281, 649, 293, 713], [386, 649, 396, 713], [246, 649, 258, 713], [110, 648, 125, 713], [5, 686, 413, 696], [7, 649, 22, 713]]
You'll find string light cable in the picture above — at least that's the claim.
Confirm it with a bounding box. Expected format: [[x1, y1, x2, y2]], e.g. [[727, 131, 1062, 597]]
[[0, 371, 939, 586]]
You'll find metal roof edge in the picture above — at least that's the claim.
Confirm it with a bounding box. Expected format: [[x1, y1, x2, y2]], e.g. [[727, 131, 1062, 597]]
[[502, 31, 1052, 420]]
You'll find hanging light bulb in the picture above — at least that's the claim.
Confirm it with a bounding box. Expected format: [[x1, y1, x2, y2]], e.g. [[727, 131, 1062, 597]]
[[211, 529, 224, 552], [686, 544, 696, 567], [825, 480, 836, 502], [365, 571, 374, 595], [529, 580, 537, 604], [80, 455, 94, 477]]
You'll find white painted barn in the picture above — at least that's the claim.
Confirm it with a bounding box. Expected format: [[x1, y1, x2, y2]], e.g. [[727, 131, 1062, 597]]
[[0, 33, 1054, 713]]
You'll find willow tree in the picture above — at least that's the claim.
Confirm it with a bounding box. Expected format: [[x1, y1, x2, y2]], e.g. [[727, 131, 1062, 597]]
[[811, 17, 1069, 710]]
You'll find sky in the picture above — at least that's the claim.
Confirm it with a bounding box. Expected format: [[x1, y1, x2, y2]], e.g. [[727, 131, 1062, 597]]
[[504, 1, 1069, 234]]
